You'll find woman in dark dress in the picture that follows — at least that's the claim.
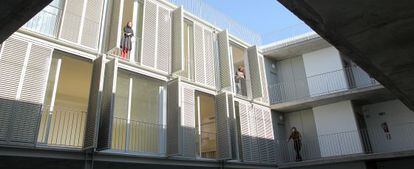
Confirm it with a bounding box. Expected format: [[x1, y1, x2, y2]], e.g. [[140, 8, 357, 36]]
[[288, 127, 303, 161], [120, 21, 134, 60]]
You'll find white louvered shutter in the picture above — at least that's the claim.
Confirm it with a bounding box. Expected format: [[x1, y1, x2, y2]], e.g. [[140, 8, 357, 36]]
[[258, 55, 270, 103], [98, 58, 118, 150], [248, 105, 260, 162], [60, 0, 84, 43], [81, 0, 104, 49], [181, 84, 196, 157], [204, 29, 216, 88], [254, 105, 268, 163], [0, 38, 28, 100], [263, 107, 276, 163], [217, 30, 232, 91], [171, 7, 184, 73], [141, 0, 157, 68], [167, 79, 180, 155], [237, 100, 252, 162], [247, 46, 263, 99], [107, 0, 122, 52], [20, 44, 53, 104], [156, 6, 171, 73], [194, 23, 205, 85], [215, 92, 232, 159]]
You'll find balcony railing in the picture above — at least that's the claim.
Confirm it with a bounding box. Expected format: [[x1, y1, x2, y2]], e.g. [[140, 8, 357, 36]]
[[111, 117, 166, 155], [37, 105, 87, 148], [168, 0, 262, 45], [277, 122, 414, 163], [269, 66, 381, 104]]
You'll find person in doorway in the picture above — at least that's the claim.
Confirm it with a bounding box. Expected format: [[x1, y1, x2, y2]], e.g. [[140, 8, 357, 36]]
[[288, 127, 303, 161], [235, 65, 245, 95], [381, 122, 392, 140], [120, 21, 134, 60]]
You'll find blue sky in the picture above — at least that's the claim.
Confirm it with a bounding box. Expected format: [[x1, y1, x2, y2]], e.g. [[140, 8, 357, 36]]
[[202, 0, 310, 44]]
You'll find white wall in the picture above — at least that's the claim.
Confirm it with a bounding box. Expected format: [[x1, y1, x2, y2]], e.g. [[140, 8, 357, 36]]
[[302, 47, 348, 96], [362, 100, 414, 153], [313, 101, 363, 157]]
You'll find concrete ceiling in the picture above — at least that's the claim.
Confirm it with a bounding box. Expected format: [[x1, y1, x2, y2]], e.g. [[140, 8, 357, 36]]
[[277, 0, 414, 111], [0, 0, 52, 43]]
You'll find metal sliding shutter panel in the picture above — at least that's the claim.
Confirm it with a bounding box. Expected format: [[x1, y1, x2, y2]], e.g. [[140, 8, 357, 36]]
[[97, 59, 118, 150], [238, 101, 252, 162], [194, 24, 205, 85], [215, 92, 231, 159], [141, 1, 157, 68], [81, 0, 104, 49], [217, 31, 232, 91], [0, 98, 13, 142], [258, 55, 269, 103], [60, 0, 84, 43], [247, 46, 263, 99], [9, 101, 42, 145], [0, 38, 28, 100], [248, 105, 260, 162], [228, 94, 239, 159], [181, 85, 195, 157], [84, 56, 105, 149], [263, 108, 276, 163], [171, 7, 184, 73], [20, 45, 52, 104], [167, 79, 180, 155], [156, 7, 171, 73], [107, 0, 121, 51], [204, 29, 216, 88], [254, 106, 268, 163]]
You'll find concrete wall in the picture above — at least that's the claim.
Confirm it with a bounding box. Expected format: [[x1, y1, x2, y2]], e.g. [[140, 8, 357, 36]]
[[302, 47, 348, 96], [362, 99, 414, 153], [313, 101, 363, 157]]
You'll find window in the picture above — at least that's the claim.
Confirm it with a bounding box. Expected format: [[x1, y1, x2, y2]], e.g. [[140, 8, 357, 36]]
[[37, 51, 93, 148], [23, 0, 64, 37], [195, 92, 217, 158], [230, 43, 248, 96]]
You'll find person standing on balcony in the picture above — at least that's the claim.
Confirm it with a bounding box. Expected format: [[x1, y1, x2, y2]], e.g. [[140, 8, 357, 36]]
[[288, 127, 303, 161], [235, 65, 246, 95], [120, 21, 134, 60]]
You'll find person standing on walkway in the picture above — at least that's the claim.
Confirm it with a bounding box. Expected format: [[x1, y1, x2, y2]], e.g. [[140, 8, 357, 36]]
[[288, 127, 303, 161], [120, 21, 134, 60]]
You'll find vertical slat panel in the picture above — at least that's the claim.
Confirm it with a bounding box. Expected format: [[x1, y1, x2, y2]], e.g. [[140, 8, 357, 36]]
[[9, 102, 42, 145], [97, 58, 118, 150], [258, 55, 269, 103], [20, 45, 53, 104], [0, 38, 28, 100], [204, 29, 216, 88], [81, 0, 104, 49], [84, 56, 105, 149], [156, 6, 171, 73], [263, 107, 276, 163], [171, 7, 184, 73], [60, 0, 84, 43], [0, 98, 13, 142], [181, 85, 195, 157], [248, 105, 260, 162], [167, 79, 180, 155], [141, 0, 157, 68], [238, 100, 252, 162], [247, 46, 263, 99], [215, 92, 232, 159], [194, 23, 205, 84], [217, 30, 232, 91], [254, 105, 268, 162], [107, 0, 122, 51]]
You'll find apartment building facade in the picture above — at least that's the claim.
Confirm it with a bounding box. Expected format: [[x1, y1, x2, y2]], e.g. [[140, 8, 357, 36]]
[[263, 33, 414, 169], [0, 0, 276, 169]]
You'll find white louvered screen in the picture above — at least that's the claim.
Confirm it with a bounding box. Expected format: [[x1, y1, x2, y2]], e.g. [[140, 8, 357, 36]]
[[167, 79, 180, 155], [248, 105, 260, 162], [60, 0, 84, 43], [20, 44, 53, 104], [237, 100, 253, 162], [258, 55, 270, 103], [204, 29, 216, 88], [217, 30, 232, 91], [247, 46, 263, 99], [156, 6, 171, 73], [107, 0, 122, 52], [81, 0, 104, 49], [262, 107, 276, 163], [254, 105, 268, 163], [193, 23, 205, 85], [215, 92, 232, 159], [141, 0, 157, 68], [181, 84, 196, 157], [171, 7, 184, 73], [0, 38, 28, 100]]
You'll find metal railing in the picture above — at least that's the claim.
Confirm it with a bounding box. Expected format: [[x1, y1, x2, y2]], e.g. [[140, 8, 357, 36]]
[[111, 117, 166, 155], [37, 105, 87, 148], [168, 0, 262, 45], [107, 36, 143, 63], [269, 65, 381, 104], [277, 122, 414, 163], [197, 131, 217, 159], [22, 2, 63, 37]]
